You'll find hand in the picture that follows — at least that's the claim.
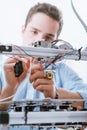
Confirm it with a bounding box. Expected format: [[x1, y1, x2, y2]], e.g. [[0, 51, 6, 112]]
[[4, 56, 30, 89], [30, 63, 56, 98]]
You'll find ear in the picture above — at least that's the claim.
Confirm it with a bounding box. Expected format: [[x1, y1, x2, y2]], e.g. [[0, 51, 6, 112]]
[[21, 25, 26, 34], [21, 25, 26, 39]]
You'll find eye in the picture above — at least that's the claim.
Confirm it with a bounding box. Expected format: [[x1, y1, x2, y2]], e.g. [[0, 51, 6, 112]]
[[45, 36, 54, 42], [31, 30, 38, 35]]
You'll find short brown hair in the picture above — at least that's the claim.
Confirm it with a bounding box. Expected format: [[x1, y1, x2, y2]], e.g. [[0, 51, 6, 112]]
[[25, 3, 63, 37]]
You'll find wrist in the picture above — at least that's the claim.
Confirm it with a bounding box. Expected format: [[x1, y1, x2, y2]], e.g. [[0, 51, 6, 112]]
[[55, 88, 59, 99]]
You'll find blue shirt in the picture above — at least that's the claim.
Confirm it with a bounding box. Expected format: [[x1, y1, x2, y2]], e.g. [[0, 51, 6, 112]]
[[0, 62, 87, 130]]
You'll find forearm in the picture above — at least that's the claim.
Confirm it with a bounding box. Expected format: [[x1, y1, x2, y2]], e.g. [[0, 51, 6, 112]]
[[57, 88, 84, 108], [0, 85, 17, 110]]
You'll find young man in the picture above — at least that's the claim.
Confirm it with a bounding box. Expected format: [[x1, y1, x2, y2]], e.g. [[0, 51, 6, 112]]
[[0, 2, 87, 130]]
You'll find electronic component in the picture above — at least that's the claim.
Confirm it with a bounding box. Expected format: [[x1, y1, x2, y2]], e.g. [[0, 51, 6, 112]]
[[14, 61, 23, 77], [0, 45, 12, 52]]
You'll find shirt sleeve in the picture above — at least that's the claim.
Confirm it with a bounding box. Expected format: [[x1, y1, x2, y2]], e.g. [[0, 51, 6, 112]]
[[55, 62, 87, 108]]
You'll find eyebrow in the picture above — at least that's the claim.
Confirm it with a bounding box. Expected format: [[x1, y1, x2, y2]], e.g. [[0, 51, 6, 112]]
[[31, 27, 55, 38]]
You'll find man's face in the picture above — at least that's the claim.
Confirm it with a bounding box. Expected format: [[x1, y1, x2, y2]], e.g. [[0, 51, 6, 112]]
[[22, 13, 59, 45]]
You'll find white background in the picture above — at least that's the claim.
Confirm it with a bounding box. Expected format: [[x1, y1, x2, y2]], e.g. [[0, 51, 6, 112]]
[[0, 0, 87, 82]]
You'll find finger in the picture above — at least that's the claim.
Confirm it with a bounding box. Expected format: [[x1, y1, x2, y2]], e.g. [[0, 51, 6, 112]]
[[33, 78, 52, 89], [30, 71, 44, 83], [32, 57, 39, 64], [4, 62, 16, 71], [30, 63, 42, 74], [35, 84, 52, 92], [16, 62, 29, 82], [5, 56, 30, 64], [5, 57, 17, 64]]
